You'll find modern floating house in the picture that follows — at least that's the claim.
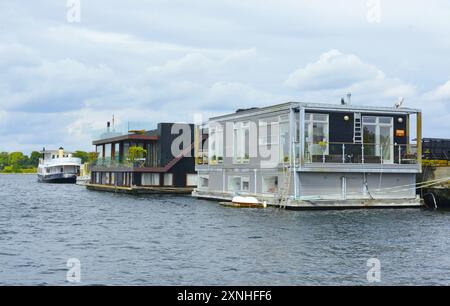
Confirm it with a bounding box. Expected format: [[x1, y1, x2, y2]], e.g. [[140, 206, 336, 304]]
[[193, 99, 423, 209], [88, 122, 197, 194]]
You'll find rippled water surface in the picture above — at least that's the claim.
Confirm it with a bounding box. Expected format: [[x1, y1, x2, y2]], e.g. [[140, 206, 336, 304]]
[[1, 174, 450, 285]]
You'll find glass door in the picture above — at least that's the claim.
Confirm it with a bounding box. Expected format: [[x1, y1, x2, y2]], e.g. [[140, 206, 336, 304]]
[[363, 116, 394, 164]]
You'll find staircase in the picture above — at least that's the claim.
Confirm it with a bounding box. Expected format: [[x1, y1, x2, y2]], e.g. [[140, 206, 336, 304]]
[[353, 113, 363, 144], [279, 166, 292, 208]]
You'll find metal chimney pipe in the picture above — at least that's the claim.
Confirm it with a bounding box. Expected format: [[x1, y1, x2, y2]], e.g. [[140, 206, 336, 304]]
[[347, 93, 352, 105]]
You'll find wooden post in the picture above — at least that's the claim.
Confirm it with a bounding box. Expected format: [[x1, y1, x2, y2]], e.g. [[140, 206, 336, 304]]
[[417, 112, 422, 165]]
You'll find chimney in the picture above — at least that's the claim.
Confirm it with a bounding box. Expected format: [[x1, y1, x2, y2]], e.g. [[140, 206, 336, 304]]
[[107, 121, 111, 133], [58, 147, 64, 158], [347, 93, 352, 105]]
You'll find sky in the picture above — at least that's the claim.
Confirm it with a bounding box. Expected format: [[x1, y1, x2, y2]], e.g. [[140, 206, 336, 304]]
[[1, 0, 450, 153]]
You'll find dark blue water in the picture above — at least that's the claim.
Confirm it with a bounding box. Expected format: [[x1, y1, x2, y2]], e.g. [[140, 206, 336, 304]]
[[1, 174, 450, 285]]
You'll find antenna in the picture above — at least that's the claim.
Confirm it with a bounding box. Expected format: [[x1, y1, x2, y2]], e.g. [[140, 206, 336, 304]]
[[395, 97, 404, 108]]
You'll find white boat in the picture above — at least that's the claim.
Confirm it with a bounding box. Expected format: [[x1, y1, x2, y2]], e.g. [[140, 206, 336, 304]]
[[37, 147, 81, 184], [220, 196, 267, 208]]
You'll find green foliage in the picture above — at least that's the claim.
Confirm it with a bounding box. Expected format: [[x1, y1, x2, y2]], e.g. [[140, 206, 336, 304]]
[[73, 151, 89, 163], [128, 146, 147, 163], [87, 152, 98, 163], [29, 151, 41, 167]]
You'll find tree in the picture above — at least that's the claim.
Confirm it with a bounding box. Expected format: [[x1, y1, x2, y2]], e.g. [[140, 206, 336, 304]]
[[8, 152, 26, 172], [0, 152, 9, 170], [73, 151, 89, 163], [128, 146, 147, 165], [29, 151, 42, 167], [87, 152, 98, 163]]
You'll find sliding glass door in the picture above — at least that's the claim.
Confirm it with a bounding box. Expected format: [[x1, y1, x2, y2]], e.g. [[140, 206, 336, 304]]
[[363, 116, 394, 164]]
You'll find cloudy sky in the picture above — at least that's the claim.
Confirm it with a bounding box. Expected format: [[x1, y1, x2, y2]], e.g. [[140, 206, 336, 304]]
[[1, 0, 450, 153]]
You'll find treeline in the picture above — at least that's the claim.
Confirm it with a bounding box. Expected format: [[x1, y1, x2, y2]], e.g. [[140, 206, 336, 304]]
[[0, 151, 94, 173]]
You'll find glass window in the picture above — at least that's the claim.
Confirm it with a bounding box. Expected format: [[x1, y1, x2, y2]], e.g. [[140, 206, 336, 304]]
[[233, 122, 250, 164], [186, 174, 197, 186], [142, 173, 160, 186], [199, 175, 209, 188], [363, 116, 394, 163], [163, 173, 173, 186], [242, 177, 250, 191], [305, 113, 329, 157], [262, 176, 278, 193], [228, 176, 242, 192], [104, 144, 112, 159], [209, 123, 224, 164]]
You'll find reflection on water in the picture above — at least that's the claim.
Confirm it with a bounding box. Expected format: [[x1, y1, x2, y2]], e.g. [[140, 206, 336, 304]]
[[1, 174, 450, 285]]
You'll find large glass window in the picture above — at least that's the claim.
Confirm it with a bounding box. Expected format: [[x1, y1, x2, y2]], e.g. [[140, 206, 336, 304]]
[[209, 123, 224, 164], [227, 176, 250, 192], [163, 173, 173, 186], [262, 176, 278, 194], [305, 113, 329, 157], [104, 144, 112, 159], [142, 173, 160, 186], [186, 174, 197, 186], [363, 116, 394, 163], [233, 122, 250, 164], [279, 115, 290, 163], [259, 118, 280, 167]]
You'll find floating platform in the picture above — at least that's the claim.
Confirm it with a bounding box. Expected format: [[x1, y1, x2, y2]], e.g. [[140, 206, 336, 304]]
[[193, 190, 423, 210], [86, 183, 194, 195]]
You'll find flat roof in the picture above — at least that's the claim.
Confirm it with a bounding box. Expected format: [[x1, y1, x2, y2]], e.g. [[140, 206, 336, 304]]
[[209, 101, 421, 121], [93, 134, 159, 145]]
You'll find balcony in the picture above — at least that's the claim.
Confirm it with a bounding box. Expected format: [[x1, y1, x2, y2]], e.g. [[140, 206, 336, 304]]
[[91, 157, 150, 170], [300, 142, 421, 173]]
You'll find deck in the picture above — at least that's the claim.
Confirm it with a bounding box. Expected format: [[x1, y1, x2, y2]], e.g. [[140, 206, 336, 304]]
[[86, 183, 194, 194]]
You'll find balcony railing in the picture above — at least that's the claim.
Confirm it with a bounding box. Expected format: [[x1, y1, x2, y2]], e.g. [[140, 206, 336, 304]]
[[304, 142, 419, 165], [92, 157, 148, 168]]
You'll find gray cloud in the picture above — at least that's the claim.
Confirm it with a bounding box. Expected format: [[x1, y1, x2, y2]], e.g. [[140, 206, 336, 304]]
[[0, 0, 449, 153]]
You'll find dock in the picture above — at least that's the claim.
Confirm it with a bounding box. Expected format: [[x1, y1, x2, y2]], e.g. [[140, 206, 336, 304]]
[[86, 183, 194, 195]]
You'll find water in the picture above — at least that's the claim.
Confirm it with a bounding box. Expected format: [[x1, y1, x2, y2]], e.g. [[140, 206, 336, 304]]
[[1, 174, 450, 285]]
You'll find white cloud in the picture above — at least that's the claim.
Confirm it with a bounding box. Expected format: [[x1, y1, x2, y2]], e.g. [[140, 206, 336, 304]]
[[285, 49, 417, 106], [1, 1, 450, 152]]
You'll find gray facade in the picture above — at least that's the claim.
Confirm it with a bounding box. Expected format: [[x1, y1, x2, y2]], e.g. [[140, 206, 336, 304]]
[[193, 102, 422, 208]]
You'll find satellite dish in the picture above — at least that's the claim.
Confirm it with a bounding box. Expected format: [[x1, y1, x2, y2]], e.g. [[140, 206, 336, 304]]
[[395, 97, 404, 108]]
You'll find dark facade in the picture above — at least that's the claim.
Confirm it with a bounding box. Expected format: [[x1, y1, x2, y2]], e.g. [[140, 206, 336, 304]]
[[90, 123, 197, 188]]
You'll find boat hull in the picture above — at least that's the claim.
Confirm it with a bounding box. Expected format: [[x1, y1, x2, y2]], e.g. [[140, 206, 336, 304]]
[[38, 173, 77, 184], [422, 188, 450, 209]]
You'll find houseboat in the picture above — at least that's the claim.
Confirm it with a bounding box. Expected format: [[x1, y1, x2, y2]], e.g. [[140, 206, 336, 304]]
[[87, 122, 198, 194], [37, 148, 81, 183], [193, 99, 424, 209]]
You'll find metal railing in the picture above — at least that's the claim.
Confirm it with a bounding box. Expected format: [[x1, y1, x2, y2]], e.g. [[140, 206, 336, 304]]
[[303, 142, 419, 165], [92, 157, 148, 168]]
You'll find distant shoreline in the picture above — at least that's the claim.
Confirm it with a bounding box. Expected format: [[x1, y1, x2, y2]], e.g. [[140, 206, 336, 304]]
[[0, 173, 36, 175]]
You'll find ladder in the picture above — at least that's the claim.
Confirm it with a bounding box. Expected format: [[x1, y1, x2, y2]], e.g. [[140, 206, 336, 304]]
[[279, 166, 292, 208], [353, 113, 363, 144]]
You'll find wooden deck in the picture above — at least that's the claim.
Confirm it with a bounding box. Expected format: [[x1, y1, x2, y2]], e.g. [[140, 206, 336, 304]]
[[86, 183, 194, 194]]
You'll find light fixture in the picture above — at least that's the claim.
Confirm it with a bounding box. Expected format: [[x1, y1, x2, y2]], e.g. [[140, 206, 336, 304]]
[[344, 115, 350, 121], [398, 117, 404, 123]]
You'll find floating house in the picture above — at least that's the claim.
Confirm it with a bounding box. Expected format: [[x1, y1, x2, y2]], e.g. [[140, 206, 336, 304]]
[[88, 122, 197, 194], [193, 100, 423, 209]]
